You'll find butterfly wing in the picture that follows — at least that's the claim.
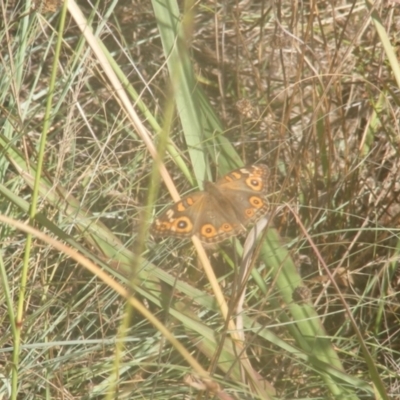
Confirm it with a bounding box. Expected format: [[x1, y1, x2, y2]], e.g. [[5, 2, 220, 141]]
[[215, 164, 270, 225], [151, 191, 207, 239]]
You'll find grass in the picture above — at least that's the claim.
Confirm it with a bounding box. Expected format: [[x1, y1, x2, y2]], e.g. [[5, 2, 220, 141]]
[[0, 0, 399, 399]]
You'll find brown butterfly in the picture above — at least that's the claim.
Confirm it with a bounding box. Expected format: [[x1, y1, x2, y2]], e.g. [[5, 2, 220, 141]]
[[151, 165, 269, 243]]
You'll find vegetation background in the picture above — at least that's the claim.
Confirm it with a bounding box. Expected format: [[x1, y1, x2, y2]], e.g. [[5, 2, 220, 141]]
[[0, 0, 399, 399]]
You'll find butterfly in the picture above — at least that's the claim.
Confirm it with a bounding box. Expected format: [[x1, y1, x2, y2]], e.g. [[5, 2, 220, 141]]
[[151, 164, 269, 243]]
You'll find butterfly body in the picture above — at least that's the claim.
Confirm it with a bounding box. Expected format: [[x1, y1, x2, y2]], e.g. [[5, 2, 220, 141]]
[[151, 164, 269, 243]]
